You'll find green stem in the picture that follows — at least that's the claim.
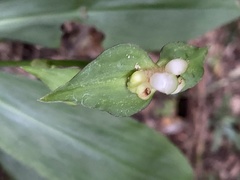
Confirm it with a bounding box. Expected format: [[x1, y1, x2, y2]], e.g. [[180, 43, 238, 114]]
[[0, 61, 31, 67], [0, 59, 89, 67]]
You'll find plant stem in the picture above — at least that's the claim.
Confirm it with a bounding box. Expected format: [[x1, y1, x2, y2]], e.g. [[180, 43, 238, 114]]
[[0, 59, 89, 67], [0, 61, 31, 67]]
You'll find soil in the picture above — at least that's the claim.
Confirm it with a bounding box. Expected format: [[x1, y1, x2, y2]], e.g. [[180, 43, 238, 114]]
[[1, 20, 240, 180]]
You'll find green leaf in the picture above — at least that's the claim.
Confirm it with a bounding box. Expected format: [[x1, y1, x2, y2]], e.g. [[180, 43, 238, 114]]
[[0, 72, 193, 180], [157, 42, 207, 91], [41, 44, 157, 116], [22, 66, 79, 90], [85, 0, 240, 50], [1, 0, 240, 50], [40, 43, 207, 116], [0, 0, 89, 48]]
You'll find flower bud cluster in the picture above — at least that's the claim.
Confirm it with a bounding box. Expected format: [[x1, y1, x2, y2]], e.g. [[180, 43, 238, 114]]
[[127, 59, 188, 100], [150, 59, 188, 94]]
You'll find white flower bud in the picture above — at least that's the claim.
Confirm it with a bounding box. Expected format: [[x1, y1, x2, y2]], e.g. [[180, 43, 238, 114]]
[[150, 72, 178, 94], [165, 59, 188, 75]]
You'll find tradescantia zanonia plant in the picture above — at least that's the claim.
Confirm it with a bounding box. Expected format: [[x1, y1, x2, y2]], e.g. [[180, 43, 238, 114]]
[[25, 42, 207, 117]]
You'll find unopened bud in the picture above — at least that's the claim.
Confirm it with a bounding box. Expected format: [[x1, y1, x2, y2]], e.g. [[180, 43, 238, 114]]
[[150, 72, 178, 94], [165, 59, 188, 75]]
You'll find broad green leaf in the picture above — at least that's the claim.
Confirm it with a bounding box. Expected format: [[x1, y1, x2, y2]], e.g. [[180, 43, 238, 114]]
[[22, 66, 79, 90], [157, 42, 207, 91], [41, 44, 157, 116], [84, 0, 240, 50], [1, 0, 240, 50], [0, 72, 193, 180], [0, 0, 90, 48]]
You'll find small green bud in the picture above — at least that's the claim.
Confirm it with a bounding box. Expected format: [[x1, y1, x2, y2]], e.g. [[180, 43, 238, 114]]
[[127, 70, 148, 93], [127, 70, 155, 100], [136, 82, 154, 100], [128, 70, 147, 86]]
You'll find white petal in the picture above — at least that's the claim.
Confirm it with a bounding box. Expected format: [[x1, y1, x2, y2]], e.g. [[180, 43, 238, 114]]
[[150, 73, 178, 94], [165, 59, 188, 75], [171, 79, 185, 94]]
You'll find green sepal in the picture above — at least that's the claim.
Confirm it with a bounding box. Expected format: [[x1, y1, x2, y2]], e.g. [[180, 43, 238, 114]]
[[157, 42, 207, 91]]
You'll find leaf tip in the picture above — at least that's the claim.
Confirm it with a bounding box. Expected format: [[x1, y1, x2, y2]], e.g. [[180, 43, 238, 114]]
[[38, 95, 48, 102], [38, 93, 56, 103]]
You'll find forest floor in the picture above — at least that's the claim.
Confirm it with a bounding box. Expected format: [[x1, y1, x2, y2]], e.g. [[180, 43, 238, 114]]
[[1, 20, 240, 180]]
